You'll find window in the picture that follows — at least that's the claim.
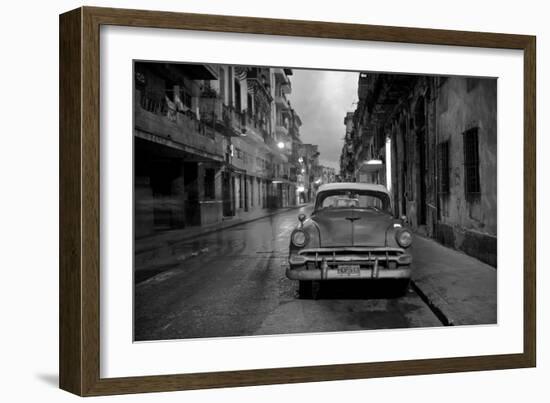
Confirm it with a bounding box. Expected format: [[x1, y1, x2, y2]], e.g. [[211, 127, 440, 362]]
[[438, 140, 450, 194], [164, 80, 176, 102], [316, 190, 391, 212], [250, 177, 254, 207], [239, 176, 244, 209], [257, 178, 261, 205], [276, 112, 283, 126], [463, 128, 481, 198], [234, 79, 241, 110], [247, 93, 253, 118], [181, 90, 192, 109], [219, 67, 225, 102]]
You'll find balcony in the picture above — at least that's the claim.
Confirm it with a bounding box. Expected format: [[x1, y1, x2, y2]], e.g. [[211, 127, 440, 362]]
[[222, 105, 246, 137], [361, 126, 374, 140], [199, 96, 224, 130], [135, 90, 224, 161], [273, 68, 288, 78], [275, 123, 289, 137], [201, 98, 268, 141], [274, 68, 292, 92], [168, 63, 218, 80], [275, 93, 290, 109], [246, 69, 273, 102]]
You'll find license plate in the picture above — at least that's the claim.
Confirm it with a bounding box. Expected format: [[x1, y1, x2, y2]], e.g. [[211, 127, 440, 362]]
[[337, 265, 360, 276]]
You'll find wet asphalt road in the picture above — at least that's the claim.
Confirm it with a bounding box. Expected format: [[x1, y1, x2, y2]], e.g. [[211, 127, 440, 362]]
[[134, 205, 442, 341]]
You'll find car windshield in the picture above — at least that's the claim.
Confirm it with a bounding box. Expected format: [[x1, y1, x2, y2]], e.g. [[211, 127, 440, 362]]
[[315, 189, 391, 212]]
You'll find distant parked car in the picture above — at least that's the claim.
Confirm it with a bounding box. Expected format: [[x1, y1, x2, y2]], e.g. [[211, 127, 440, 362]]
[[286, 183, 413, 299]]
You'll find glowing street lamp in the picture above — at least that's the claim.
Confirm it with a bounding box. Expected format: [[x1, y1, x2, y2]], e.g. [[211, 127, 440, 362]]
[[277, 141, 285, 149]]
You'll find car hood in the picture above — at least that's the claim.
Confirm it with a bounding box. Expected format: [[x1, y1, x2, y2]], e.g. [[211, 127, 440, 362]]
[[311, 209, 393, 247]]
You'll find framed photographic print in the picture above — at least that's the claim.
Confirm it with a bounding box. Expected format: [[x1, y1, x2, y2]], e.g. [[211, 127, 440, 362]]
[[59, 6, 536, 396]]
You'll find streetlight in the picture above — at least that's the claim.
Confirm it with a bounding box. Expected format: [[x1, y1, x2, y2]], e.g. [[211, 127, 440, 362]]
[[277, 141, 285, 149], [385, 137, 392, 192]]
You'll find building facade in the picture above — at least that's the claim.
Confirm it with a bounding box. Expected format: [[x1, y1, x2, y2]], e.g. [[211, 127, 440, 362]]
[[317, 165, 337, 185], [339, 112, 355, 182], [134, 62, 309, 237], [294, 143, 320, 202], [340, 72, 497, 266]]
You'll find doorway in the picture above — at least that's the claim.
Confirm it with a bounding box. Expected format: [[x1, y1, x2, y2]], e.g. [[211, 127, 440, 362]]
[[415, 97, 427, 226], [222, 171, 234, 217]]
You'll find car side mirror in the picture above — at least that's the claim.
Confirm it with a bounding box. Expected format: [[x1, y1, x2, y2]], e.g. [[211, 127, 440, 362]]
[[401, 215, 408, 224], [298, 213, 306, 227]]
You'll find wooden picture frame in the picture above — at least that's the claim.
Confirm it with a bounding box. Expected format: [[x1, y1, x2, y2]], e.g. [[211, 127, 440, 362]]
[[59, 6, 536, 396]]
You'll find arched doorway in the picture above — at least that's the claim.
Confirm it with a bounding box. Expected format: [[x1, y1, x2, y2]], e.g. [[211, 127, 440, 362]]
[[415, 96, 427, 226], [399, 118, 407, 218]]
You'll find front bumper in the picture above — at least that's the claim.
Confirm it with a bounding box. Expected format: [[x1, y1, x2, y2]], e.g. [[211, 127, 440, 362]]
[[286, 247, 412, 280]]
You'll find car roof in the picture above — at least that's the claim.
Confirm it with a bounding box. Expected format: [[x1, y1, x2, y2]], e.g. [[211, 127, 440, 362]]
[[317, 182, 390, 195]]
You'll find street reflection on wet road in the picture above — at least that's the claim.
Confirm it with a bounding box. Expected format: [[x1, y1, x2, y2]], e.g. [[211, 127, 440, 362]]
[[134, 205, 441, 341]]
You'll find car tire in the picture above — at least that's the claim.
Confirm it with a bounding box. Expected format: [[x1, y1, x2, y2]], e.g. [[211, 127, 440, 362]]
[[311, 280, 321, 300], [298, 280, 312, 299], [394, 279, 411, 297]]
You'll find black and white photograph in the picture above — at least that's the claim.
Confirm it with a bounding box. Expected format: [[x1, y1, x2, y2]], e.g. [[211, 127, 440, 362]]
[[2, 0, 545, 399], [133, 61, 497, 341]]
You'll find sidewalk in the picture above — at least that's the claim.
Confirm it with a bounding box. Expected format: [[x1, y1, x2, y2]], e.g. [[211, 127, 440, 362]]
[[135, 204, 306, 280], [410, 234, 497, 326]]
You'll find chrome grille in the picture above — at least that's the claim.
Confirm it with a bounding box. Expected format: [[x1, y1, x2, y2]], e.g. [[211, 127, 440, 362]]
[[297, 247, 408, 268]]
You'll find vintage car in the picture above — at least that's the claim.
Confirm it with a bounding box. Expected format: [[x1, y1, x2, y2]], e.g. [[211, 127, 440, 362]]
[[286, 183, 413, 298]]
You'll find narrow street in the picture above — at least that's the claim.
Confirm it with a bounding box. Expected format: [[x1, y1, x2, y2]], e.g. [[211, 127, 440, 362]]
[[132, 63, 498, 342], [135, 206, 444, 341]]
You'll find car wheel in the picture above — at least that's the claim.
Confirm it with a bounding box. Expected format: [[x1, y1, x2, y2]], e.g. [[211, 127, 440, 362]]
[[298, 280, 312, 299], [394, 279, 411, 297]]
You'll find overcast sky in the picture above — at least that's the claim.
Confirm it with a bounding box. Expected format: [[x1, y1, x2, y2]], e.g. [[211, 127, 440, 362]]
[[287, 69, 359, 170]]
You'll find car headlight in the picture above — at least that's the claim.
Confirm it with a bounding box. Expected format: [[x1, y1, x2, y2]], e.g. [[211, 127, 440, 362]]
[[291, 230, 308, 247], [396, 229, 412, 248]]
